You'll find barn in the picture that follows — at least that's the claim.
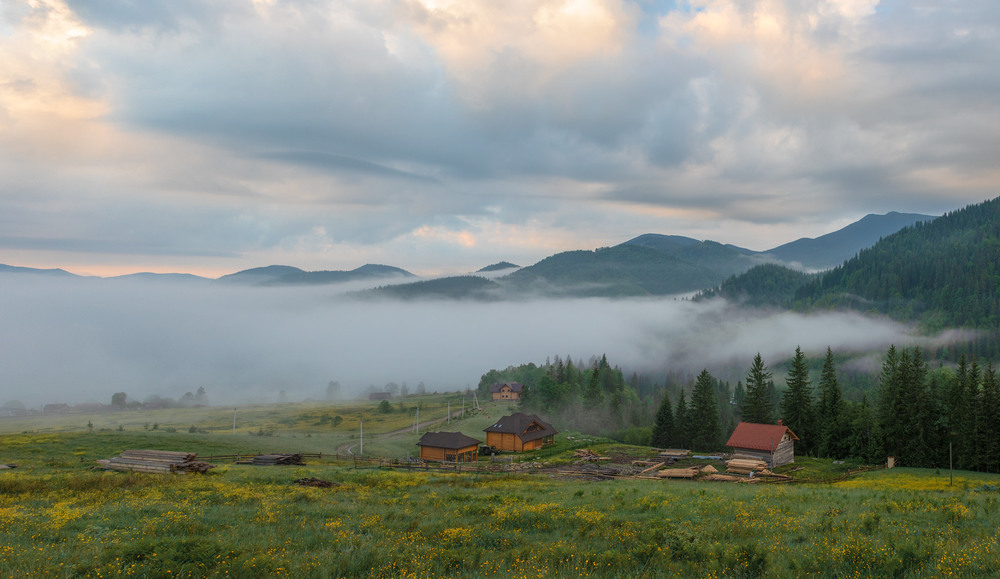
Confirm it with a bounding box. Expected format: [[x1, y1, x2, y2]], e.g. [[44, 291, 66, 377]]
[[725, 421, 799, 468], [489, 382, 524, 401], [416, 431, 482, 462], [484, 412, 557, 452]]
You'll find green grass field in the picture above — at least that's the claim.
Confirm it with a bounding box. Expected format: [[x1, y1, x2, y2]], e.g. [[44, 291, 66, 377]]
[[3, 400, 1000, 578]]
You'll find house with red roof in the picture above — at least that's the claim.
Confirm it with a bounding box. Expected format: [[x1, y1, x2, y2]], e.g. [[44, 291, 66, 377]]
[[725, 421, 799, 467]]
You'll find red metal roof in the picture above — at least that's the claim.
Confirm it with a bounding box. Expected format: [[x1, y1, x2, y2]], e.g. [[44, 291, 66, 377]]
[[726, 422, 799, 451]]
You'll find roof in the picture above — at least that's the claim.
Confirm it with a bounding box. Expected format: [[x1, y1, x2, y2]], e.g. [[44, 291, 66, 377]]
[[488, 382, 524, 393], [416, 431, 482, 449], [726, 422, 799, 452], [484, 412, 558, 443]]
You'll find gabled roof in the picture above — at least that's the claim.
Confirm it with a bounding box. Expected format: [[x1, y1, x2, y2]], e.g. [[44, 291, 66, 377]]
[[488, 382, 524, 393], [726, 422, 799, 451], [484, 412, 557, 442], [416, 431, 482, 449]]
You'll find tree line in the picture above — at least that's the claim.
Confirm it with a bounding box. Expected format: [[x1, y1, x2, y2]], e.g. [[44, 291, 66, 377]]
[[484, 343, 1000, 470]]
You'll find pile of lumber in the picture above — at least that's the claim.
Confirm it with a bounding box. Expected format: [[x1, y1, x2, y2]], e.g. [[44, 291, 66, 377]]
[[657, 467, 698, 479], [252, 453, 305, 466], [726, 458, 769, 475], [98, 450, 216, 474], [658, 449, 691, 459]]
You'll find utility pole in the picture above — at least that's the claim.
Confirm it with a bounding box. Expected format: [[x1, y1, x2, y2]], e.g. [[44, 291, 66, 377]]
[[232, 408, 237, 435], [360, 419, 363, 456]]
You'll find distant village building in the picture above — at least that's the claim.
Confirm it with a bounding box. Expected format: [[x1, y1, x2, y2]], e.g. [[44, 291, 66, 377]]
[[368, 392, 391, 401], [725, 421, 799, 468], [484, 412, 557, 452], [416, 431, 482, 462], [488, 382, 524, 401], [42, 403, 70, 415]]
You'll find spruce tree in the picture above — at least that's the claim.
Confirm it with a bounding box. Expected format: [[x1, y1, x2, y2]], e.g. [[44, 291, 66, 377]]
[[816, 347, 845, 458], [689, 369, 722, 451], [674, 390, 690, 448], [740, 353, 774, 424], [650, 392, 675, 448], [780, 346, 814, 454]]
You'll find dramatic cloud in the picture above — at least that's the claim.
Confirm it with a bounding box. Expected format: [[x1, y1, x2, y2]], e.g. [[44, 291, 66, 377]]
[[1, 0, 998, 276]]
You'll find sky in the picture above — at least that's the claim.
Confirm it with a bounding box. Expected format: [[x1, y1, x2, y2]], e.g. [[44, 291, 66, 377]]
[[1, 0, 999, 278]]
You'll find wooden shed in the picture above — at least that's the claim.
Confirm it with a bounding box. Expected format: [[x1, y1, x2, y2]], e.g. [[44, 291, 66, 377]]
[[484, 413, 557, 452], [725, 421, 799, 468], [489, 382, 524, 401], [416, 431, 482, 462]]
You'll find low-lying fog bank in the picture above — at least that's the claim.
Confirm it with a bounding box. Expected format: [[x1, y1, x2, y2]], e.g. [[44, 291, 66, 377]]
[[0, 276, 974, 407]]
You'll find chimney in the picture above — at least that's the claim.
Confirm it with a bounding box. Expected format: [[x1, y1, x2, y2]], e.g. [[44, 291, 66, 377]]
[[777, 419, 783, 426]]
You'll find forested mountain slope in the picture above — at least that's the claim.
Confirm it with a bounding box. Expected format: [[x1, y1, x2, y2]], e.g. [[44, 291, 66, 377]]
[[705, 197, 1000, 330]]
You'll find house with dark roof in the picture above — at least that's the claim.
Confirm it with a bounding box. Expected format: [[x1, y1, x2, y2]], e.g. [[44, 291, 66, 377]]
[[725, 421, 799, 467], [416, 431, 482, 462], [484, 412, 557, 452], [368, 392, 391, 401], [488, 382, 523, 401]]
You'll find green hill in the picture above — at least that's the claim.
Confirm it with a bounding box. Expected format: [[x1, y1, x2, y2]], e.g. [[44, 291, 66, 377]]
[[502, 244, 721, 297]]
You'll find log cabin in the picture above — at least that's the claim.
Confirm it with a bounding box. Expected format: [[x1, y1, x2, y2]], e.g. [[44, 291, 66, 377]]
[[484, 413, 557, 452], [725, 421, 799, 468], [416, 431, 482, 462], [488, 382, 524, 401]]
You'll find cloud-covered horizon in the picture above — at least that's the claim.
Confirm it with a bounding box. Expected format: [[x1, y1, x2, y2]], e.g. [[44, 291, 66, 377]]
[[0, 275, 974, 407], [1, 1, 998, 277]]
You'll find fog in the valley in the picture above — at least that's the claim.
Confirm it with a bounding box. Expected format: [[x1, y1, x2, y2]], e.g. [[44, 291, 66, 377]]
[[0, 276, 975, 408]]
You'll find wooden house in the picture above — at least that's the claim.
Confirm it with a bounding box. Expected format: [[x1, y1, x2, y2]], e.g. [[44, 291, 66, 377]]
[[725, 421, 799, 468], [488, 382, 524, 401], [368, 392, 391, 401], [416, 431, 482, 462], [484, 412, 557, 452]]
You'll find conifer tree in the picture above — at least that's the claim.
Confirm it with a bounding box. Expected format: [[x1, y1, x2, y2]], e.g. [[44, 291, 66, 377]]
[[780, 346, 814, 454], [674, 390, 690, 448], [816, 347, 846, 458], [689, 369, 722, 451], [650, 392, 675, 448], [740, 353, 774, 424]]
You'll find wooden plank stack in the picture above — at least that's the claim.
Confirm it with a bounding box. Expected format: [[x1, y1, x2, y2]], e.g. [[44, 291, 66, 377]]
[[99, 450, 216, 474], [725, 457, 769, 475], [657, 467, 699, 479], [658, 449, 690, 460], [252, 453, 305, 466]]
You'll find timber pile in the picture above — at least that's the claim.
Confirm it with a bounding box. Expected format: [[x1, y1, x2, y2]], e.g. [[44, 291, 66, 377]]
[[658, 449, 690, 460], [657, 467, 699, 479], [252, 454, 305, 466], [99, 450, 216, 474], [726, 458, 769, 475]]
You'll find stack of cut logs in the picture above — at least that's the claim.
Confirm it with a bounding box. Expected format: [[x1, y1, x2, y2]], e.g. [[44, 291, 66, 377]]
[[252, 453, 305, 466], [726, 457, 770, 475], [98, 450, 216, 474]]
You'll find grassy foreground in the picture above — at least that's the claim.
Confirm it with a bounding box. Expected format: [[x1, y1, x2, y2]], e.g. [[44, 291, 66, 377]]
[[3, 404, 1000, 577]]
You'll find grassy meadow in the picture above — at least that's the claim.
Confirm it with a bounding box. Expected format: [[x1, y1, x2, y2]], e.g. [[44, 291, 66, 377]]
[[3, 400, 1000, 577]]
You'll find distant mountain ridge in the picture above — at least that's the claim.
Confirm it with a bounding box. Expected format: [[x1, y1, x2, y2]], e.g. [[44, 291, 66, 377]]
[[218, 264, 415, 286], [1, 209, 937, 296], [759, 211, 935, 270]]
